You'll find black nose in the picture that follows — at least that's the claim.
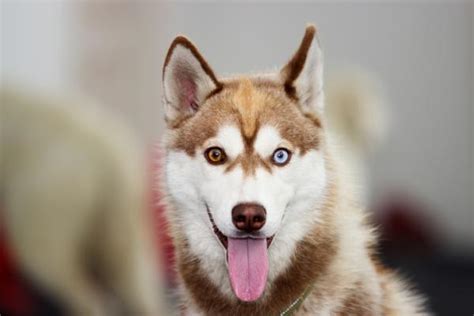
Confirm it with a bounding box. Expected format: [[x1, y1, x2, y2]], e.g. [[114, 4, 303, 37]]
[[232, 203, 266, 232]]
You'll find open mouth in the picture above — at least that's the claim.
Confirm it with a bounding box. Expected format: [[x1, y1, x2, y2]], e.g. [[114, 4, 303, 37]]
[[206, 206, 273, 302]]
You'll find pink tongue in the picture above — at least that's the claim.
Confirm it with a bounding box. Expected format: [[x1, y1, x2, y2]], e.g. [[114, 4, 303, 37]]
[[227, 237, 268, 302]]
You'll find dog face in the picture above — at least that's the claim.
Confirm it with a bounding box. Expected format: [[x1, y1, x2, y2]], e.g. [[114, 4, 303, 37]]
[[162, 26, 328, 302]]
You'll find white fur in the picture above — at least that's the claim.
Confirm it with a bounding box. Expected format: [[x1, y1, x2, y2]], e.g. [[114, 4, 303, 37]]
[[254, 125, 289, 156], [204, 125, 244, 159], [165, 123, 327, 298]]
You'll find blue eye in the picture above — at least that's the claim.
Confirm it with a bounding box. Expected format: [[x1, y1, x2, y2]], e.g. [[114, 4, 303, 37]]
[[272, 148, 291, 166]]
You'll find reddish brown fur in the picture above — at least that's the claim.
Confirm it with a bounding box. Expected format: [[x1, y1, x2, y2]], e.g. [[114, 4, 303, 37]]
[[166, 66, 333, 313], [163, 25, 426, 316], [281, 25, 317, 99], [169, 77, 321, 176]]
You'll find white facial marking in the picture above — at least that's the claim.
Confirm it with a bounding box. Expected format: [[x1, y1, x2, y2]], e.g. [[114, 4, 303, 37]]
[[165, 123, 327, 297], [254, 125, 286, 158], [205, 125, 244, 159]]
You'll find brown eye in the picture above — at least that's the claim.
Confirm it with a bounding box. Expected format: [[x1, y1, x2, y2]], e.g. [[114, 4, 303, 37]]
[[205, 147, 227, 165]]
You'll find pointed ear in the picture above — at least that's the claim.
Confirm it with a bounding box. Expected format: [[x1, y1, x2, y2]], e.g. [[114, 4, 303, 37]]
[[280, 25, 324, 114], [162, 36, 222, 123]]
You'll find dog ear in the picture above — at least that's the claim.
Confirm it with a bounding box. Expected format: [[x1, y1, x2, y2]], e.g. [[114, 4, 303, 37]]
[[162, 36, 222, 123], [280, 25, 324, 114]]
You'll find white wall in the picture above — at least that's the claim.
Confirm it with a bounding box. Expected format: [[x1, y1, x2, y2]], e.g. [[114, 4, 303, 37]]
[[1, 1, 73, 92], [471, 2, 474, 252]]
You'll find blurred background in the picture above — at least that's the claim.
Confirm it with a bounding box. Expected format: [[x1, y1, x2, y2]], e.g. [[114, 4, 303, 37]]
[[1, 1, 473, 315]]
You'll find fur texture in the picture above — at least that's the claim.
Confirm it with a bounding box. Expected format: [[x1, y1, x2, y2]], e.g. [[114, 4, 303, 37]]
[[161, 25, 427, 315]]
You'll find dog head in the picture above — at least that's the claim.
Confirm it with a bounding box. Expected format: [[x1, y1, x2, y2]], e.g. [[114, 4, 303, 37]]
[[162, 25, 329, 302]]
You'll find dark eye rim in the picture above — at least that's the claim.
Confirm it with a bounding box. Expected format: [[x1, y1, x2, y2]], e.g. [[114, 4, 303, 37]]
[[271, 148, 292, 166], [204, 147, 228, 165]]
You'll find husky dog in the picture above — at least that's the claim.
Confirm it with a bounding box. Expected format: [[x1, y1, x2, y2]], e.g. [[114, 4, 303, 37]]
[[1, 90, 164, 315], [161, 25, 426, 315]]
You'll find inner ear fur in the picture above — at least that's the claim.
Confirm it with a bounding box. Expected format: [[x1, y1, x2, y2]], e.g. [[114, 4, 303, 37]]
[[162, 36, 222, 123], [162, 36, 221, 89]]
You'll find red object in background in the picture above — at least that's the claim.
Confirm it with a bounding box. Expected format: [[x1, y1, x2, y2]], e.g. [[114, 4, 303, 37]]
[[0, 221, 35, 315], [376, 192, 437, 254], [150, 147, 176, 286], [153, 200, 176, 286]]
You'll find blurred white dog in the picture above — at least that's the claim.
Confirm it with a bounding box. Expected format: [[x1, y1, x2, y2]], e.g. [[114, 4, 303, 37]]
[[1, 89, 164, 315]]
